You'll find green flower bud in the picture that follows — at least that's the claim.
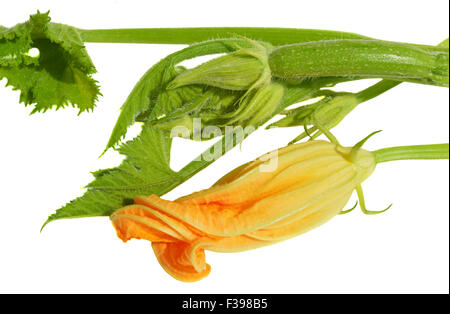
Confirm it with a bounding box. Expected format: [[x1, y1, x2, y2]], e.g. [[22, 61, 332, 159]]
[[167, 41, 271, 91], [226, 82, 285, 126], [270, 92, 359, 129], [269, 91, 360, 143]]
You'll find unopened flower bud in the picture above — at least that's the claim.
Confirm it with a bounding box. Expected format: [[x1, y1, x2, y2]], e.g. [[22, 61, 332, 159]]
[[227, 82, 284, 126], [167, 43, 271, 91], [271, 92, 359, 129]]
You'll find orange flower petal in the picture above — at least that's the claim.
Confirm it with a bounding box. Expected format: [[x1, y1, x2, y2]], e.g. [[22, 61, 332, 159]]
[[152, 241, 211, 282]]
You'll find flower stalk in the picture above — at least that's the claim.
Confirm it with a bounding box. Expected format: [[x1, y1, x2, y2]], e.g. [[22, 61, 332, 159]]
[[374, 144, 449, 163]]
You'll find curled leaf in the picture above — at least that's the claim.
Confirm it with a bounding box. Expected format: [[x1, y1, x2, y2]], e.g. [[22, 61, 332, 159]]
[[0, 11, 99, 113]]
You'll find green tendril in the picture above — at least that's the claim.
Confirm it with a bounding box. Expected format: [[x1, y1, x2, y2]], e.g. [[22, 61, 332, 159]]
[[339, 201, 359, 215], [356, 185, 392, 215]]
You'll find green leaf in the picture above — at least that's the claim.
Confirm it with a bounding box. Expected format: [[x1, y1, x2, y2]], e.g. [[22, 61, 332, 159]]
[[42, 124, 176, 228], [0, 11, 99, 113]]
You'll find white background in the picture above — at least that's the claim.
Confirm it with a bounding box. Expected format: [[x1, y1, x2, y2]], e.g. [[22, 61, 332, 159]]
[[0, 0, 448, 294]]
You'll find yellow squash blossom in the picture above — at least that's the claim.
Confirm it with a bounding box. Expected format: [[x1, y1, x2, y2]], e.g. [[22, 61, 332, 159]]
[[110, 138, 377, 282]]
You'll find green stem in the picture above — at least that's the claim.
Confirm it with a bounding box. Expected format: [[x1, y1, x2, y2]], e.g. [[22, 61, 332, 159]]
[[174, 128, 252, 186], [355, 79, 401, 102], [269, 40, 449, 87], [79, 27, 371, 46], [374, 144, 449, 163]]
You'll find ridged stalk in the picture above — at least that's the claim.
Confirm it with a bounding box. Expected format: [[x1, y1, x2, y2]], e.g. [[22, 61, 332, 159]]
[[269, 39, 449, 87], [79, 27, 371, 45], [374, 144, 449, 164]]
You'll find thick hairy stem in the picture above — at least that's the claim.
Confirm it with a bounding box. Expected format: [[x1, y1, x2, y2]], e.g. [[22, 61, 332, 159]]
[[269, 40, 449, 87]]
